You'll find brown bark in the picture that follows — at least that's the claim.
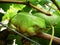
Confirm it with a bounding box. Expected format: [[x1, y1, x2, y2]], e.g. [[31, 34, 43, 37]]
[[0, 0, 52, 16], [36, 32, 60, 44]]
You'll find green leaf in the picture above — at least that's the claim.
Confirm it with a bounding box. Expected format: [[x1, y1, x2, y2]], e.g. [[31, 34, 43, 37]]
[[39, 0, 50, 6], [2, 4, 25, 21], [7, 34, 22, 45], [12, 4, 26, 11], [0, 3, 11, 11], [23, 6, 32, 12], [29, 0, 39, 5], [2, 7, 17, 21]]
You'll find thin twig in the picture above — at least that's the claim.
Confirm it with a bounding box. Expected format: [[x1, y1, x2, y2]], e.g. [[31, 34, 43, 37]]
[[47, 4, 60, 14], [0, 22, 40, 45], [28, 2, 52, 16], [0, 0, 52, 16], [0, 22, 60, 44], [49, 25, 54, 45], [51, 0, 60, 11], [0, 1, 27, 4]]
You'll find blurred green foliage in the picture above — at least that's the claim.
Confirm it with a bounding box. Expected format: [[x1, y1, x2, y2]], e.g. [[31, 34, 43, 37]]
[[0, 0, 60, 45]]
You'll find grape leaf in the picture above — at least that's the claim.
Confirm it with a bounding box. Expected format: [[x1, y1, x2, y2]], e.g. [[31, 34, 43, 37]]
[[2, 4, 25, 21]]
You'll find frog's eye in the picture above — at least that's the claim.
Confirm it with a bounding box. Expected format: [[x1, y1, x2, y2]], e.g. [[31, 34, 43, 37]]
[[17, 10, 21, 13]]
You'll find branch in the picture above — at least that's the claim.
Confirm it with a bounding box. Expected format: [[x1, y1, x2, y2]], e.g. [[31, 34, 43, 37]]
[[51, 0, 60, 11], [0, 22, 40, 45], [0, 0, 27, 4], [28, 2, 52, 16], [0, 22, 60, 44], [47, 4, 60, 14], [0, 0, 52, 16], [36, 32, 60, 44]]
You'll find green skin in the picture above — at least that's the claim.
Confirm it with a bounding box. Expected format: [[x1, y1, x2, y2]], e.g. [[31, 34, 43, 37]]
[[11, 12, 46, 36], [4, 12, 56, 36]]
